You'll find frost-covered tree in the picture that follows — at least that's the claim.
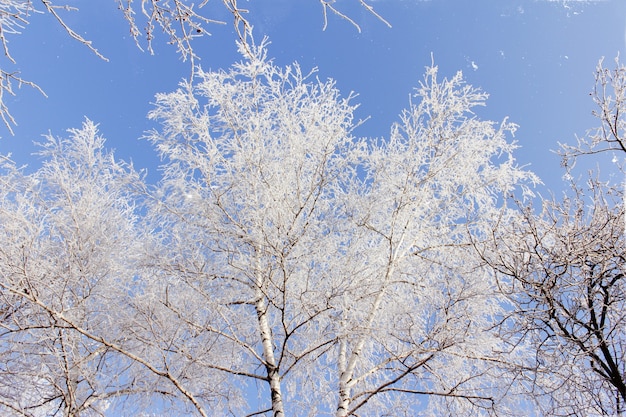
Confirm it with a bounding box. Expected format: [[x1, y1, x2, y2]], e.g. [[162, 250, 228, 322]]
[[142, 41, 364, 417], [0, 121, 152, 416], [559, 56, 626, 165], [483, 179, 624, 416], [478, 57, 626, 416], [142, 42, 538, 416], [0, 40, 543, 416], [327, 64, 538, 417]]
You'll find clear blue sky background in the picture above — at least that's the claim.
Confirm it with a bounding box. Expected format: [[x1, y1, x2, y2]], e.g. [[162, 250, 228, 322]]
[[1, 0, 625, 194]]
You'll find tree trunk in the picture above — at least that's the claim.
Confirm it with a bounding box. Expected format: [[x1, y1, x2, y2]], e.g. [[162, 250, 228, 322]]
[[255, 288, 285, 417], [336, 338, 350, 417], [335, 254, 399, 417]]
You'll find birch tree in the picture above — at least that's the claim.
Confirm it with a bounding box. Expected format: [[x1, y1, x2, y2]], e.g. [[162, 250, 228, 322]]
[[327, 64, 537, 417], [143, 41, 363, 416], [0, 39, 542, 417], [143, 43, 538, 416], [0, 121, 154, 416]]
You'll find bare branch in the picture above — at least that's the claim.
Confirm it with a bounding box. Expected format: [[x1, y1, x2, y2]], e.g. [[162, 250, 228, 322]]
[[40, 0, 108, 61]]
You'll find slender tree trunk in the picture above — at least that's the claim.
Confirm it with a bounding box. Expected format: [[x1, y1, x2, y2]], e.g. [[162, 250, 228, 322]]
[[335, 261, 398, 417], [336, 338, 351, 417], [255, 287, 285, 417]]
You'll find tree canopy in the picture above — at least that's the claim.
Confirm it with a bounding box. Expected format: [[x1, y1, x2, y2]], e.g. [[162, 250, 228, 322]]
[[0, 2, 624, 416]]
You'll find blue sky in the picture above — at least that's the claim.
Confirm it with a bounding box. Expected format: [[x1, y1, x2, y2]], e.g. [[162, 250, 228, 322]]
[[1, 0, 625, 193]]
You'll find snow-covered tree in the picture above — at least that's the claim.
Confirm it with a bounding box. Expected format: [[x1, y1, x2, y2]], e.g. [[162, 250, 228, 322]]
[[327, 64, 538, 417], [0, 121, 151, 416], [484, 179, 624, 416], [0, 40, 544, 416], [142, 42, 538, 416], [479, 57, 626, 416]]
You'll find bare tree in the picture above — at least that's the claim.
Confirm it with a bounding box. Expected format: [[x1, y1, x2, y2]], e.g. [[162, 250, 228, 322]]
[[0, 0, 108, 135], [559, 55, 626, 167], [0, 0, 389, 135], [478, 56, 626, 416], [142, 42, 538, 416], [483, 181, 624, 416]]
